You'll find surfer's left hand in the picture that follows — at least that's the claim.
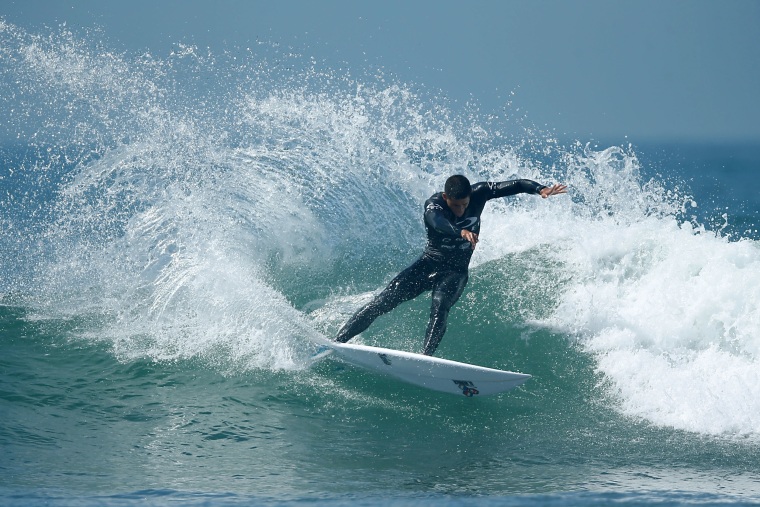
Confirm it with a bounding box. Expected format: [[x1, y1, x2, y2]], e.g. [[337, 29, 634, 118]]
[[540, 184, 567, 198]]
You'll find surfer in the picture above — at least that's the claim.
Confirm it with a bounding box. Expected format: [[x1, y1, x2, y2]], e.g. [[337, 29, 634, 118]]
[[335, 174, 567, 355]]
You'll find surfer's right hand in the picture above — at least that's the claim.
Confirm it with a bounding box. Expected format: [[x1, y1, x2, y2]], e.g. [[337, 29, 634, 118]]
[[461, 229, 478, 250]]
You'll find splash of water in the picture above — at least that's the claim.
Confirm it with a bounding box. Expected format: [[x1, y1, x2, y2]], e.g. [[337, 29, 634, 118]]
[[0, 20, 514, 371]]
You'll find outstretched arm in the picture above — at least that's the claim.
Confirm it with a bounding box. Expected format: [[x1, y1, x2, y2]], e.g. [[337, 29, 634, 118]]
[[484, 179, 566, 199]]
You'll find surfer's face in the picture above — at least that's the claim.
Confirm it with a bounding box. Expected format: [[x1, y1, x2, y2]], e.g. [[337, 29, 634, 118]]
[[443, 194, 470, 217]]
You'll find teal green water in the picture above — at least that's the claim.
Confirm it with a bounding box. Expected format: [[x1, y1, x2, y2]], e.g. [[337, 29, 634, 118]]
[[3, 268, 760, 504]]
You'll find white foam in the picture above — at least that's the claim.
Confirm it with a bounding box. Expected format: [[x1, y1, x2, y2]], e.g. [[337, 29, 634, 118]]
[[520, 147, 760, 438]]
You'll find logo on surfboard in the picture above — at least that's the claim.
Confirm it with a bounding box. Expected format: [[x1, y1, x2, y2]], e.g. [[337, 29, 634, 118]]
[[453, 380, 480, 397], [377, 353, 392, 366]]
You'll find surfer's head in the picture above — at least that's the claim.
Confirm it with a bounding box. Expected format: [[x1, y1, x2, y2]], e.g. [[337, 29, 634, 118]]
[[443, 175, 471, 217]]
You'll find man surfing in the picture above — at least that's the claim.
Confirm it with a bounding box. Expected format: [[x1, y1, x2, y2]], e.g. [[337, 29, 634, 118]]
[[335, 174, 567, 356]]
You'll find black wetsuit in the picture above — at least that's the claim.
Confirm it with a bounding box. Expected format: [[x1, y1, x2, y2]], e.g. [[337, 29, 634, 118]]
[[335, 179, 547, 355]]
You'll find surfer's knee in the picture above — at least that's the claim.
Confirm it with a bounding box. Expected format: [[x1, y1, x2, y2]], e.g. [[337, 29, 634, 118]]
[[430, 290, 455, 316], [432, 272, 468, 310]]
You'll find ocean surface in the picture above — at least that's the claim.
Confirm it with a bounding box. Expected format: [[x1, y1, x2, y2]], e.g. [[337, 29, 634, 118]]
[[2, 19, 760, 507]]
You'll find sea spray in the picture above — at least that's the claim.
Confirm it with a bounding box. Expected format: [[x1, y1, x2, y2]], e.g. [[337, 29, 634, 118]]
[[0, 20, 521, 371]]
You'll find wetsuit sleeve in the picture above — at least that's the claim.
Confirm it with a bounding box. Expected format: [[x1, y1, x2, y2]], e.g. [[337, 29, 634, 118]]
[[424, 201, 461, 237], [484, 179, 547, 199]]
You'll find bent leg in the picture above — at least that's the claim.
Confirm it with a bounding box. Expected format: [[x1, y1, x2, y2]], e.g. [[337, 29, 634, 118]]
[[335, 260, 431, 343], [422, 271, 468, 356]]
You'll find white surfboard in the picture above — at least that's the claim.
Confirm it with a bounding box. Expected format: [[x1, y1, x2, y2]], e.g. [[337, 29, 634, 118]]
[[316, 341, 530, 397]]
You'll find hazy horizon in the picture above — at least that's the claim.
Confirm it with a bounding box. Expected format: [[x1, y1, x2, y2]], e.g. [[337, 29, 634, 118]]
[[3, 0, 759, 144]]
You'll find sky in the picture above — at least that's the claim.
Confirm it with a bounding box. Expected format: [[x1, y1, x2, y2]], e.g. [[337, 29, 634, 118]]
[[3, 0, 760, 143]]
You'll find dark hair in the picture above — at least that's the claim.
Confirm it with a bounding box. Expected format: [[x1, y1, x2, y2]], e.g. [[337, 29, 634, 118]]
[[444, 175, 472, 199]]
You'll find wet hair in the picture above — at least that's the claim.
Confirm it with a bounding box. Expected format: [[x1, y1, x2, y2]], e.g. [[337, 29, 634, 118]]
[[444, 175, 472, 199]]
